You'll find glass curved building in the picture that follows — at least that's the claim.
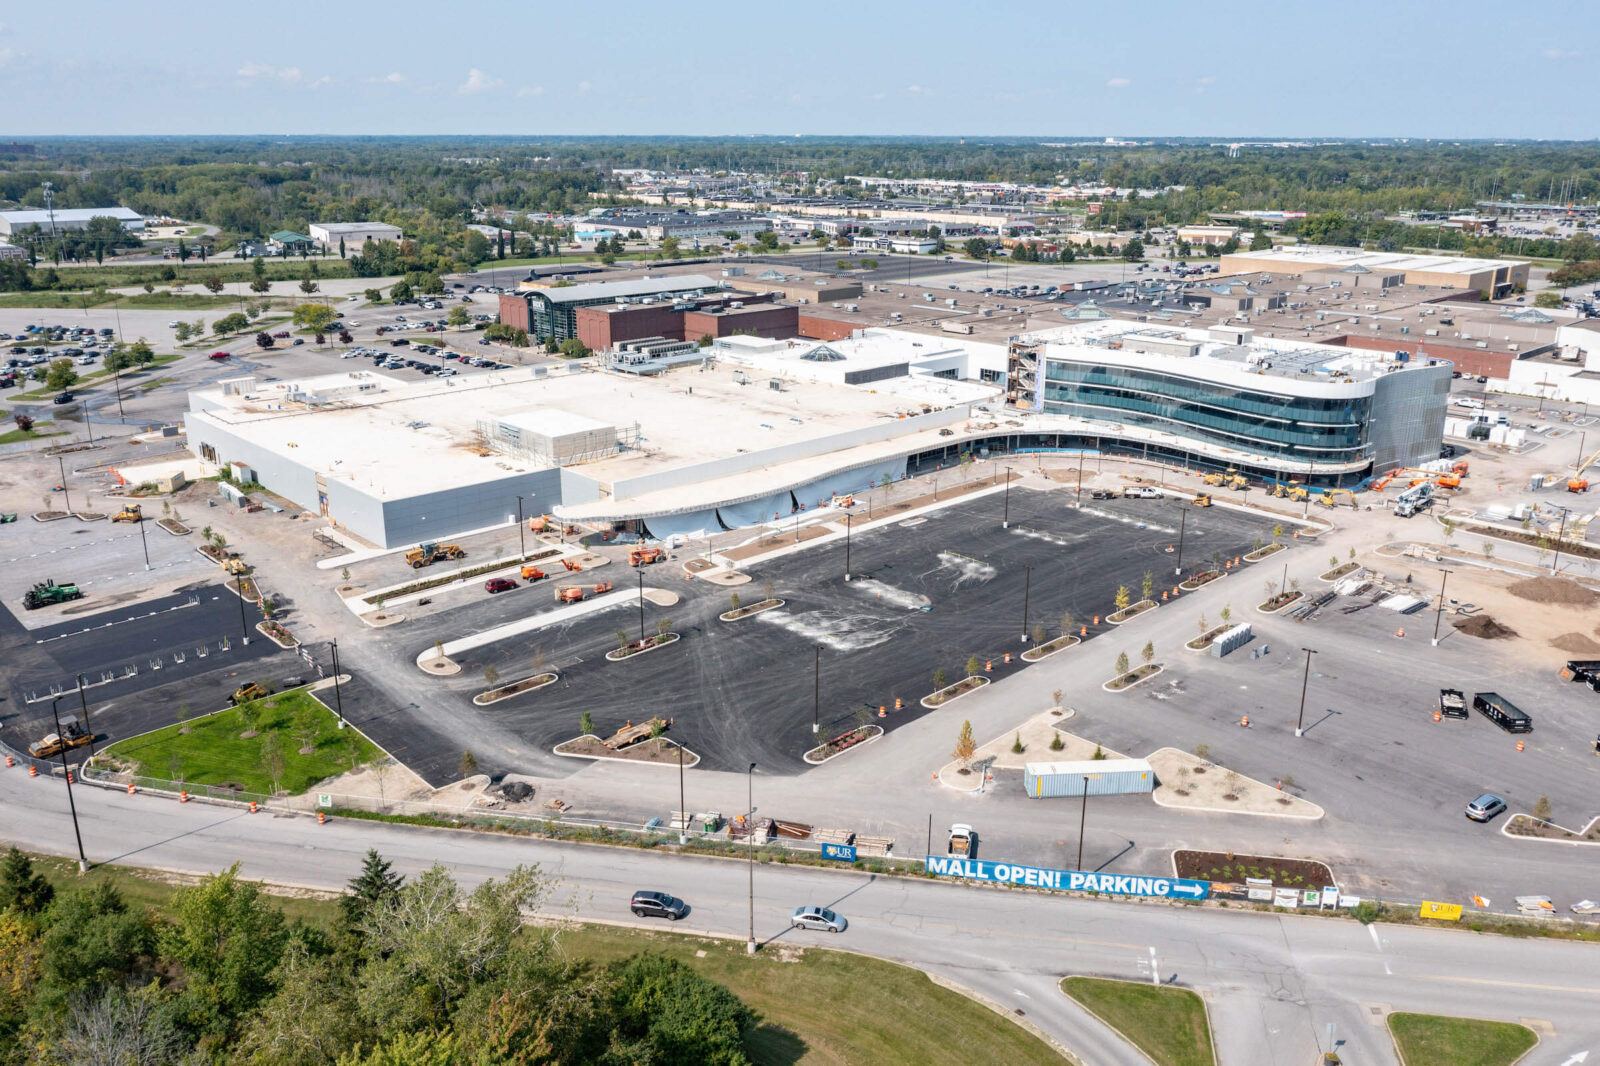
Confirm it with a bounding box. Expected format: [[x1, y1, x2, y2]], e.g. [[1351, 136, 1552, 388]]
[[1007, 322, 1450, 483]]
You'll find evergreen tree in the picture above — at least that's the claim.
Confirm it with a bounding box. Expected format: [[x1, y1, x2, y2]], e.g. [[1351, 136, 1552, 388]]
[[0, 847, 54, 915], [339, 848, 404, 932]]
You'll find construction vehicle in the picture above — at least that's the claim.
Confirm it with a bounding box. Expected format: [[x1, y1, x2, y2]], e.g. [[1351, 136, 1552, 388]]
[[222, 556, 250, 576], [561, 558, 583, 572], [832, 493, 856, 508], [28, 715, 92, 759], [1226, 474, 1249, 491], [528, 514, 553, 532], [228, 682, 271, 706], [0, 513, 16, 524], [629, 547, 663, 566], [1569, 478, 1590, 494], [110, 503, 143, 523], [1200, 472, 1228, 487], [404, 541, 467, 568], [1393, 481, 1434, 518], [23, 579, 83, 610], [1315, 489, 1358, 509], [948, 823, 977, 857], [1192, 494, 1213, 507], [520, 565, 547, 582], [1271, 484, 1309, 502], [603, 716, 667, 750], [555, 581, 614, 603]]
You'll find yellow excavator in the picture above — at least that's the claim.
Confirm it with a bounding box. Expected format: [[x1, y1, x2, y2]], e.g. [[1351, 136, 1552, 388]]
[[1315, 488, 1358, 509]]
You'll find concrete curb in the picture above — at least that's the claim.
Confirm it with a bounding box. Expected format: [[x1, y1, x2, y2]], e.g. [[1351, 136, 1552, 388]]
[[1102, 666, 1163, 693]]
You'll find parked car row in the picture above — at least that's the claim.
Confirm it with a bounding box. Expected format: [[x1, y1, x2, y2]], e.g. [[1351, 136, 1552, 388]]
[[628, 890, 847, 933]]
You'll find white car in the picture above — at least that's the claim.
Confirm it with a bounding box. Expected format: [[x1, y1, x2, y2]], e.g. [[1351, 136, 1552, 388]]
[[340, 351, 359, 359], [347, 321, 361, 327], [167, 320, 180, 328]]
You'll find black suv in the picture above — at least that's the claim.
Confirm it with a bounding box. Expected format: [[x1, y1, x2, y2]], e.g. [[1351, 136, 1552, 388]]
[[629, 890, 687, 921]]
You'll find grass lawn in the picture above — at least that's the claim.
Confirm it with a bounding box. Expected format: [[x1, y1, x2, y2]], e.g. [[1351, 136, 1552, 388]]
[[1388, 1012, 1537, 1066], [0, 426, 65, 444], [42, 258, 356, 288], [0, 290, 246, 311], [103, 688, 381, 795], [562, 924, 1065, 1065], [1061, 977, 1214, 1066]]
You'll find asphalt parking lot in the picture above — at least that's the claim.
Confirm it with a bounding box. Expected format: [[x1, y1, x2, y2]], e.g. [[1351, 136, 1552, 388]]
[[0, 516, 204, 630], [411, 490, 1277, 775]]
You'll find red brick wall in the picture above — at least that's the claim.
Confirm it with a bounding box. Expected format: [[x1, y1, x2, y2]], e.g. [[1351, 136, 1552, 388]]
[[1325, 333, 1516, 379], [574, 305, 686, 350], [684, 305, 798, 340], [797, 315, 857, 341], [497, 294, 531, 333]]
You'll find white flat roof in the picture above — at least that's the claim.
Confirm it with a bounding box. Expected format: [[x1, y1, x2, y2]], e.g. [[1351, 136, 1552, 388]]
[[187, 363, 956, 502], [1, 206, 142, 225], [498, 407, 613, 436], [1024, 758, 1154, 775], [1227, 244, 1519, 276]]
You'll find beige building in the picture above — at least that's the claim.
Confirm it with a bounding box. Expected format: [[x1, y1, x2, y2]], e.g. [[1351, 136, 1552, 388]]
[[1220, 245, 1528, 299], [743, 271, 864, 305], [1176, 225, 1241, 247]]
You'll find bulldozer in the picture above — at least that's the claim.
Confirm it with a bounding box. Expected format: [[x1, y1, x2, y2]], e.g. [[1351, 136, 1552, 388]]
[[1200, 472, 1227, 487], [229, 682, 271, 706], [1271, 484, 1309, 502], [1192, 494, 1213, 507], [23, 579, 83, 611], [222, 556, 250, 576], [28, 715, 92, 759], [629, 547, 663, 566], [1226, 474, 1249, 491], [110, 503, 143, 523], [404, 541, 467, 569]]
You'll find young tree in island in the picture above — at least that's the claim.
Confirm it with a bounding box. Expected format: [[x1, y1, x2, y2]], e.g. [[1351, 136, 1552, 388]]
[[1115, 650, 1131, 676], [1114, 585, 1131, 612], [965, 654, 981, 677], [953, 720, 977, 768], [459, 750, 479, 778], [1141, 570, 1154, 603], [1141, 641, 1155, 667]]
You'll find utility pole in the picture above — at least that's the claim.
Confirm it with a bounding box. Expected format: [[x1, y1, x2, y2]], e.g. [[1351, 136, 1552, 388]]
[[235, 571, 251, 645], [1551, 509, 1570, 575], [330, 639, 346, 726], [843, 513, 852, 581], [1019, 564, 1032, 643], [50, 696, 89, 872], [637, 569, 645, 644], [1173, 508, 1188, 576], [1431, 569, 1454, 646], [1296, 648, 1316, 737], [1076, 446, 1086, 505], [137, 513, 151, 570], [1076, 778, 1088, 869], [674, 736, 688, 844], [746, 763, 758, 955], [1002, 466, 1012, 528]]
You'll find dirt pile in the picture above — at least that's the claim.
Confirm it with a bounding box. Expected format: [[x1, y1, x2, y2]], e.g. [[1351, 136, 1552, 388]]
[[1507, 576, 1600, 607], [1455, 614, 1518, 640], [1551, 632, 1600, 654]]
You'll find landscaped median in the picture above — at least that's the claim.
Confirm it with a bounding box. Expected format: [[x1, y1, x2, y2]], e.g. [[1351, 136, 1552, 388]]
[[1060, 976, 1215, 1066], [605, 631, 680, 661], [1104, 663, 1162, 692], [1386, 1012, 1536, 1066], [1178, 569, 1224, 592], [474, 671, 559, 706], [718, 596, 784, 621], [1243, 541, 1286, 562], [921, 674, 989, 708], [1107, 598, 1157, 624], [803, 724, 882, 764], [1256, 590, 1303, 613], [1021, 633, 1079, 662], [1185, 624, 1233, 651]]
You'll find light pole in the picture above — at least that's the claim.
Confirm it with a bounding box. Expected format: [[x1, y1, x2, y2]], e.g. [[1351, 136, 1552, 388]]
[[235, 571, 251, 645], [812, 645, 821, 734], [843, 513, 852, 582], [637, 569, 645, 644], [669, 736, 688, 844], [74, 673, 97, 761], [136, 514, 151, 570], [1076, 446, 1086, 505], [50, 696, 89, 872], [1431, 570, 1454, 646], [1295, 647, 1316, 737], [330, 638, 346, 726], [746, 762, 757, 955], [1076, 777, 1088, 869], [1578, 431, 1589, 473], [1002, 465, 1012, 528], [1019, 564, 1032, 643], [1173, 508, 1188, 576], [57, 455, 72, 514], [515, 494, 527, 560]]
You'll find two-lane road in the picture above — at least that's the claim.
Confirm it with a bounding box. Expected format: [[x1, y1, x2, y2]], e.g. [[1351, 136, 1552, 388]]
[[4, 770, 1597, 1065]]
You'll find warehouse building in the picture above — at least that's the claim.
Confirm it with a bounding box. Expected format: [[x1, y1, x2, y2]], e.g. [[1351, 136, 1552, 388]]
[[309, 222, 403, 249], [1220, 245, 1528, 300], [575, 294, 798, 352], [498, 274, 722, 342], [1005, 321, 1450, 484], [0, 206, 144, 236]]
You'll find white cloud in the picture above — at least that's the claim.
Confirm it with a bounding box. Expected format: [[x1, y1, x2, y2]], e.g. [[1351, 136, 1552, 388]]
[[366, 71, 406, 85], [0, 47, 13, 69], [458, 68, 503, 94], [1196, 76, 1216, 85], [871, 91, 886, 101], [309, 75, 333, 89], [906, 84, 929, 95], [237, 62, 304, 84], [516, 84, 544, 97], [1544, 48, 1578, 59], [576, 80, 593, 95], [1106, 76, 1132, 88]]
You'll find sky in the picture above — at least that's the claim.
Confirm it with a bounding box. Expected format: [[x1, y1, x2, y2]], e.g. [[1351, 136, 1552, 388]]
[[0, 0, 1594, 140]]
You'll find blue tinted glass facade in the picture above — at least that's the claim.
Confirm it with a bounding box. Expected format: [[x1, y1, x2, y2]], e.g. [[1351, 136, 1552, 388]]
[[1041, 360, 1372, 463]]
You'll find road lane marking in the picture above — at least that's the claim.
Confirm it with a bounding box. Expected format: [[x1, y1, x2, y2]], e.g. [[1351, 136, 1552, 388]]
[[1367, 924, 1391, 974], [1149, 946, 1159, 986], [1418, 975, 1600, 995]]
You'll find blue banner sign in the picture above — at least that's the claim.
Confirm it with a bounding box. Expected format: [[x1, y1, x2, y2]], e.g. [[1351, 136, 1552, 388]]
[[925, 856, 1209, 900], [821, 843, 857, 862]]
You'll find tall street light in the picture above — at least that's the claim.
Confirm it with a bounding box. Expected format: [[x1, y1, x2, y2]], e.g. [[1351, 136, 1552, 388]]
[[1019, 564, 1032, 644], [746, 762, 758, 955], [74, 674, 97, 761], [235, 571, 251, 645], [50, 696, 89, 872], [843, 513, 852, 582], [1551, 508, 1571, 575], [1173, 508, 1188, 576], [636, 570, 645, 644], [57, 455, 72, 514], [1431, 569, 1454, 647], [812, 645, 821, 734], [329, 639, 346, 726], [1002, 466, 1012, 528], [515, 494, 528, 560], [136, 514, 151, 571], [1295, 648, 1316, 738]]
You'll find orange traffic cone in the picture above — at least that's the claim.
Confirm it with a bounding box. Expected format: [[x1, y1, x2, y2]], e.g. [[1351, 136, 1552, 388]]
[[317, 811, 327, 824], [984, 660, 993, 672], [1161, 591, 1168, 601], [127, 781, 136, 794], [1433, 711, 1442, 722], [1240, 715, 1250, 728], [28, 765, 38, 778], [1396, 627, 1405, 638], [1003, 652, 1012, 664], [180, 790, 189, 802], [1093, 615, 1101, 625], [894, 697, 902, 710], [1080, 625, 1087, 636], [3, 754, 12, 767], [249, 801, 259, 814], [878, 707, 886, 719], [1516, 740, 1525, 752]]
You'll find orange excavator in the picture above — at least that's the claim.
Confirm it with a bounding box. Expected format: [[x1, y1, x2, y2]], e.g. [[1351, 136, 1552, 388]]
[[629, 547, 663, 566]]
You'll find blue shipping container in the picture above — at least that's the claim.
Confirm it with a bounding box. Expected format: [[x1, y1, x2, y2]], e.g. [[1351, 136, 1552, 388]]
[[1024, 758, 1155, 798]]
